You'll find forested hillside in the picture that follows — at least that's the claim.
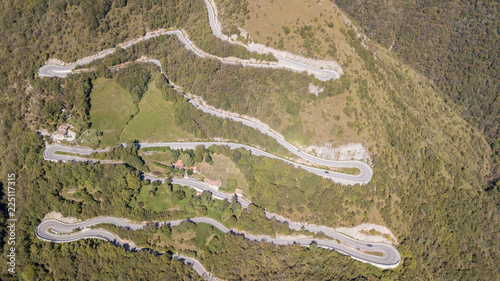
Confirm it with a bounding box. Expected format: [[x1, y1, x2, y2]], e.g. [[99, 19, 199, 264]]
[[0, 0, 277, 279], [333, 0, 500, 185], [0, 0, 498, 280], [214, 0, 499, 279], [216, 0, 499, 184]]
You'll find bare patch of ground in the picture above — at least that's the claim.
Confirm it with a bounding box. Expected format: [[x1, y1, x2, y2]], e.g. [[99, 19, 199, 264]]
[[308, 83, 324, 96], [304, 143, 371, 163], [336, 223, 398, 245], [43, 211, 81, 223]]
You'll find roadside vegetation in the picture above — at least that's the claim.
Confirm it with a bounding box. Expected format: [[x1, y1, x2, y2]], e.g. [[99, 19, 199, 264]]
[[102, 220, 389, 280], [120, 79, 194, 143], [89, 77, 138, 146], [334, 0, 500, 185], [212, 0, 500, 279], [24, 239, 200, 280], [0, 0, 498, 280], [27, 0, 273, 65]]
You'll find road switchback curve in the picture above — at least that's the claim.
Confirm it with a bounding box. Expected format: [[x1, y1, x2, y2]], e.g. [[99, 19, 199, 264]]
[[36, 216, 400, 273], [44, 143, 371, 185], [38, 0, 340, 81]]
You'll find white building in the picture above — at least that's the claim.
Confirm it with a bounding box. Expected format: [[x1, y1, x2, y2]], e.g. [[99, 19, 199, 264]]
[[52, 124, 76, 142]]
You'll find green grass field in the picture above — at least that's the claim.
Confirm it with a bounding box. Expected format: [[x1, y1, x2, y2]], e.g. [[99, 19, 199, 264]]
[[130, 185, 181, 213], [140, 150, 176, 174], [89, 76, 195, 147], [89, 77, 138, 147], [142, 151, 175, 164], [196, 154, 249, 192], [121, 80, 194, 142]]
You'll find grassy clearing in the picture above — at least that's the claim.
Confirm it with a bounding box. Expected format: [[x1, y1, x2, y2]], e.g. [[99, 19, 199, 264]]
[[217, 0, 350, 63], [196, 154, 249, 192], [89, 77, 138, 147], [140, 150, 176, 174], [121, 80, 194, 142], [77, 129, 102, 148], [142, 151, 175, 165], [130, 184, 178, 213], [89, 76, 196, 148], [215, 0, 375, 148]]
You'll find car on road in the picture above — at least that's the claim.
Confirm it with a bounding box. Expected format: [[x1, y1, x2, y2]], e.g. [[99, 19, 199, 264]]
[[367, 244, 373, 247], [325, 171, 329, 174]]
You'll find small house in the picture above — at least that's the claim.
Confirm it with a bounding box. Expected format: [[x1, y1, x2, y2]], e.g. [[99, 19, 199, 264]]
[[235, 188, 244, 196], [204, 177, 222, 190], [175, 159, 184, 169]]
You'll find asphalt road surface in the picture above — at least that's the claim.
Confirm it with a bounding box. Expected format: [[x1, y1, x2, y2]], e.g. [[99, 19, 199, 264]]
[[38, 1, 340, 81], [35, 218, 214, 278], [38, 30, 195, 78], [36, 216, 400, 271], [41, 146, 399, 268], [147, 176, 400, 269], [45, 143, 371, 185], [202, 0, 340, 81], [43, 145, 109, 162]]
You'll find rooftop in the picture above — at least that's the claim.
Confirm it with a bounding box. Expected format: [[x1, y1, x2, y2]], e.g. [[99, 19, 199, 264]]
[[175, 159, 184, 168], [204, 177, 222, 187]]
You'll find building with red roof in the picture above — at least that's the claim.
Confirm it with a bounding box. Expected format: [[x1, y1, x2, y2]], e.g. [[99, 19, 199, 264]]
[[175, 159, 184, 169], [204, 177, 222, 190]]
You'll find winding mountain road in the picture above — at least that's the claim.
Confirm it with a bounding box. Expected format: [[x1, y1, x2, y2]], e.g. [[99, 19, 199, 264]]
[[117, 57, 371, 185], [36, 216, 400, 271], [40, 146, 399, 274], [38, 0, 340, 80], [41, 145, 399, 269], [34, 0, 397, 277], [151, 176, 401, 269], [44, 142, 371, 185], [43, 145, 109, 162], [38, 30, 199, 78], [35, 218, 214, 278], [202, 0, 341, 80]]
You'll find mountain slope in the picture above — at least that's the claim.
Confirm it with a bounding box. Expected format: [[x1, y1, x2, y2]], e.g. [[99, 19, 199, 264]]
[[333, 0, 500, 184], [0, 0, 497, 279], [210, 0, 499, 279]]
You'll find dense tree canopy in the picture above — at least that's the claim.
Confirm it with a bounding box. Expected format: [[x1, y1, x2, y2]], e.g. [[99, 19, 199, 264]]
[[0, 0, 498, 280]]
